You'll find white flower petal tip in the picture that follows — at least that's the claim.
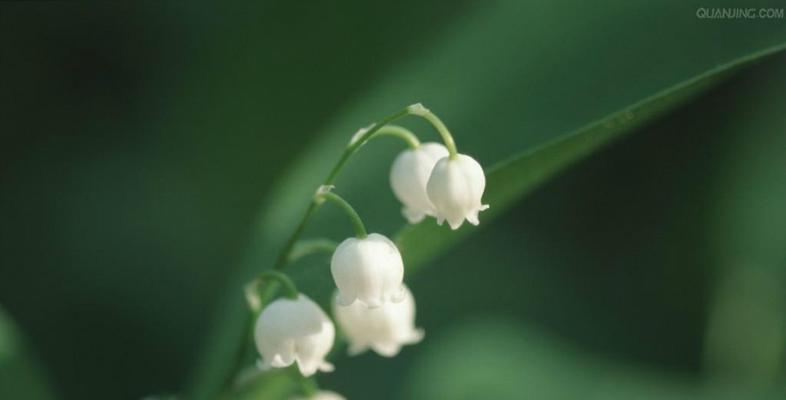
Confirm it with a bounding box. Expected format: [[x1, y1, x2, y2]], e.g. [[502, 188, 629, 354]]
[[296, 359, 334, 377], [334, 284, 424, 358], [426, 154, 489, 230], [390, 142, 449, 224], [410, 328, 426, 343], [254, 294, 335, 377], [292, 390, 347, 400], [330, 233, 405, 308], [402, 207, 426, 224], [371, 343, 402, 358], [320, 361, 335, 372]]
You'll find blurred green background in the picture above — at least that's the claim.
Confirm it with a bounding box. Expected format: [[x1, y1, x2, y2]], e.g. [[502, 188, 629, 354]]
[[1, 1, 785, 399]]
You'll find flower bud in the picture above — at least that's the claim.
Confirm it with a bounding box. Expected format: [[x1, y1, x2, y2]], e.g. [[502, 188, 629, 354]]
[[254, 294, 335, 377], [426, 154, 489, 230], [331, 233, 404, 308], [389, 142, 449, 223], [334, 284, 424, 357]]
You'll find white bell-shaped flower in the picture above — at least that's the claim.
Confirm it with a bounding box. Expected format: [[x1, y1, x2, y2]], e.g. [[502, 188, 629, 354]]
[[331, 233, 404, 308], [334, 284, 424, 357], [254, 294, 335, 377], [292, 390, 346, 400], [426, 154, 489, 230], [389, 142, 449, 223]]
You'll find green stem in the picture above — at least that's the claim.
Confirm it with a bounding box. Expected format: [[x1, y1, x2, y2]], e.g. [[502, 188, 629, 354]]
[[374, 125, 420, 149], [408, 103, 458, 158], [273, 105, 417, 270], [316, 191, 367, 238], [287, 239, 338, 264], [220, 315, 254, 397], [326, 108, 411, 184], [245, 271, 299, 310], [273, 203, 321, 270]]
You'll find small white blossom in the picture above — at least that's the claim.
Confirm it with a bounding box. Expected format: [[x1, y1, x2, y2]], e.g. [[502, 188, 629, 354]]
[[426, 154, 489, 230], [254, 294, 335, 377], [292, 391, 346, 400], [390, 142, 449, 223], [334, 284, 424, 357], [331, 233, 404, 308]]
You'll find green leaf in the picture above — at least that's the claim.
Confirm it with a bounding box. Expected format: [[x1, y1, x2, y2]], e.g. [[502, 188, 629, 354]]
[[196, 44, 786, 400], [185, 0, 786, 394], [395, 43, 786, 270]]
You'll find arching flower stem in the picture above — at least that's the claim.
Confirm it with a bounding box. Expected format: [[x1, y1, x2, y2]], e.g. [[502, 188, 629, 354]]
[[245, 271, 299, 314], [374, 125, 420, 149], [228, 104, 455, 397], [407, 103, 458, 159], [274, 105, 417, 270], [315, 189, 367, 239], [271, 104, 456, 268], [287, 238, 338, 264]]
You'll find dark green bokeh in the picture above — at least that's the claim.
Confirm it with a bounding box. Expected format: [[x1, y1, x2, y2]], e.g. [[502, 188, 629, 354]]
[[1, 2, 785, 399]]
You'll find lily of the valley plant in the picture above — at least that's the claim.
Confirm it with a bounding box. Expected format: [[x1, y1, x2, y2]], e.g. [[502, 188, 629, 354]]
[[241, 103, 488, 398]]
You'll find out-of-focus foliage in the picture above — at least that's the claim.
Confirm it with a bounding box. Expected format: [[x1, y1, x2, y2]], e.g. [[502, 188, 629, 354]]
[[1, 1, 786, 399], [0, 307, 55, 400], [703, 58, 786, 386], [406, 319, 783, 400]]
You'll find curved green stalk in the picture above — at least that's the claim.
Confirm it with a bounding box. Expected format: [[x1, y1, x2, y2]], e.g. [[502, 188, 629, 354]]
[[407, 103, 458, 158], [374, 125, 420, 148], [245, 271, 299, 308], [287, 239, 338, 264], [315, 190, 367, 238], [272, 104, 419, 270]]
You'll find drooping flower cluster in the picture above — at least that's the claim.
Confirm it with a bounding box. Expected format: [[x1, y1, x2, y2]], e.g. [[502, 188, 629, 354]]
[[391, 144, 489, 229], [248, 104, 488, 397]]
